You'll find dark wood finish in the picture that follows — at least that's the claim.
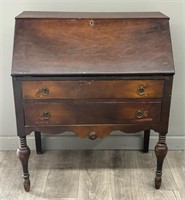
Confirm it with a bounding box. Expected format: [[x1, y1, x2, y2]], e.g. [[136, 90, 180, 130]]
[[24, 101, 162, 126], [22, 80, 164, 99], [34, 131, 42, 154], [12, 79, 25, 137], [155, 134, 168, 189], [12, 13, 174, 76], [11, 12, 174, 191], [17, 136, 31, 192], [24, 124, 163, 138], [159, 76, 174, 134], [143, 130, 150, 153]]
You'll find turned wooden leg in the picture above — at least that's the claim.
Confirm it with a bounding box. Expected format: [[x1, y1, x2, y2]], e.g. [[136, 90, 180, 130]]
[[143, 130, 150, 153], [34, 131, 42, 154], [17, 136, 31, 192], [155, 134, 168, 189]]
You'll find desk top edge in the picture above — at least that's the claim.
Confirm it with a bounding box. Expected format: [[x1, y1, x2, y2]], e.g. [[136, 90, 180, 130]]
[[15, 11, 169, 19]]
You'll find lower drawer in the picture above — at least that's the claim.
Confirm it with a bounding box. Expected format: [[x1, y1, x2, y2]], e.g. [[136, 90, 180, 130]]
[[24, 101, 161, 126]]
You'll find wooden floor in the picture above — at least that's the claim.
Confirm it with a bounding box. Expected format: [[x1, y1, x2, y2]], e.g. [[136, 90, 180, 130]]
[[0, 150, 184, 200]]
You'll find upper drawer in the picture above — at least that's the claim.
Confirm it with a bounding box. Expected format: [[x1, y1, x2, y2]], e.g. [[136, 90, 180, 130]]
[[22, 80, 164, 99]]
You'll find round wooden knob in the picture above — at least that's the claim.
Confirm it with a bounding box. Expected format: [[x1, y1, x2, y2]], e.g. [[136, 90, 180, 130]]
[[88, 132, 97, 140]]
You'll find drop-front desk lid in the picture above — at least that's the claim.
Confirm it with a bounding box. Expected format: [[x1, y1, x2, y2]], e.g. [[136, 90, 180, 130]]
[[12, 11, 174, 76]]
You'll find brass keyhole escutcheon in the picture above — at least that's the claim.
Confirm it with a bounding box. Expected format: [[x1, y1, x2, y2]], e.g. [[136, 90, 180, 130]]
[[89, 20, 95, 27]]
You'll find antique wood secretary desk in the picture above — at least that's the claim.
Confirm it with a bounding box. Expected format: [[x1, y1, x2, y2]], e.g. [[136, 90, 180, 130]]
[[11, 11, 174, 192]]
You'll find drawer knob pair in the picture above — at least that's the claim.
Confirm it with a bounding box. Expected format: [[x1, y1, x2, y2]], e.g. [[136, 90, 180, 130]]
[[38, 87, 49, 97], [41, 111, 50, 120], [138, 86, 145, 95]]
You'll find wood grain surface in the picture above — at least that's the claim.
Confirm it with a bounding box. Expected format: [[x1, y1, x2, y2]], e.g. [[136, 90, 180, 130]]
[[24, 101, 162, 126], [22, 80, 164, 99], [12, 13, 174, 76]]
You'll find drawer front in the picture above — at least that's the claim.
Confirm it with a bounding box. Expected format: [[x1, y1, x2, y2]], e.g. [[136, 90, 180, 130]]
[[22, 80, 164, 99], [24, 102, 161, 126]]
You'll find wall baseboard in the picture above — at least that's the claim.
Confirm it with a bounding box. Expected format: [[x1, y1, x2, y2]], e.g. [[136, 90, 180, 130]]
[[0, 134, 185, 150]]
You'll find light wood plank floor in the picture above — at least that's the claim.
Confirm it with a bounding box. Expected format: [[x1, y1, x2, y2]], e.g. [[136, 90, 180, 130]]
[[0, 150, 184, 200]]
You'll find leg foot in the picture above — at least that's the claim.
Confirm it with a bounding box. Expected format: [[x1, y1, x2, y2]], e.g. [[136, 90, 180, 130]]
[[23, 179, 30, 192], [34, 131, 42, 154], [143, 130, 150, 153], [154, 134, 168, 189], [17, 136, 31, 192], [155, 177, 162, 189]]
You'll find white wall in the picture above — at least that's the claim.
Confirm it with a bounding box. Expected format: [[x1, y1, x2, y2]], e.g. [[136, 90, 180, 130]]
[[0, 0, 185, 150]]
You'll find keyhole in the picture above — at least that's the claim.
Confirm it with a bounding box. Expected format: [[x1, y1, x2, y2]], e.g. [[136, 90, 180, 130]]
[[89, 20, 95, 27]]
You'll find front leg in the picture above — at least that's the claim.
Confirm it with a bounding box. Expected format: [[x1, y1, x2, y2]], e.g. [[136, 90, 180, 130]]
[[155, 134, 168, 189], [17, 136, 31, 192]]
